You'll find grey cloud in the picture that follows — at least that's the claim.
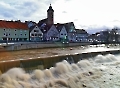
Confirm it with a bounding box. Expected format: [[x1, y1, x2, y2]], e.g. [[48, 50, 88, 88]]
[[74, 19, 78, 21], [86, 25, 112, 34], [0, 0, 58, 22], [62, 11, 67, 13], [2, 12, 14, 18], [43, 0, 58, 5], [0, 1, 17, 18]]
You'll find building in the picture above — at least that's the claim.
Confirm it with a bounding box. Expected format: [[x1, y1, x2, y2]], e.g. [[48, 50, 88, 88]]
[[47, 4, 54, 26], [75, 29, 89, 42], [37, 4, 84, 43], [56, 24, 68, 42], [29, 25, 43, 42], [0, 20, 29, 43], [64, 22, 76, 42]]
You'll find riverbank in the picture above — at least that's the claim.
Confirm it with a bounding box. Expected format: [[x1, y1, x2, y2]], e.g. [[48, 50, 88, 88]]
[[1, 42, 92, 51], [0, 44, 119, 62], [0, 46, 120, 74]]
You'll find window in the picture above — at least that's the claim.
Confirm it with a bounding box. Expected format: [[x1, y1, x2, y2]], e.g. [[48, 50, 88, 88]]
[[31, 34, 34, 36], [15, 30, 16, 31], [38, 34, 42, 36], [4, 29, 5, 31], [61, 33, 63, 35], [25, 34, 26, 36], [20, 34, 22, 35], [6, 34, 8, 36], [34, 30, 39, 32], [2, 38, 7, 40], [35, 34, 37, 36], [15, 34, 16, 36]]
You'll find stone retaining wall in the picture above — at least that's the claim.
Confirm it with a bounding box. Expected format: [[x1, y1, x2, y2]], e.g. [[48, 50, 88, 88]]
[[4, 42, 91, 51]]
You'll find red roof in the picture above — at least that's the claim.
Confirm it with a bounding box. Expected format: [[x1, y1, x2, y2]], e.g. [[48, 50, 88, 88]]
[[0, 20, 28, 30]]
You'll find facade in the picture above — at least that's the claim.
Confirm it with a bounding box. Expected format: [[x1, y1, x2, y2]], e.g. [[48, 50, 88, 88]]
[[46, 25, 59, 41], [56, 24, 68, 43], [29, 25, 43, 42], [68, 32, 76, 42], [0, 20, 29, 43], [26, 21, 36, 28], [56, 22, 77, 42], [59, 26, 67, 40], [66, 23, 76, 42], [40, 24, 59, 41], [75, 29, 89, 42]]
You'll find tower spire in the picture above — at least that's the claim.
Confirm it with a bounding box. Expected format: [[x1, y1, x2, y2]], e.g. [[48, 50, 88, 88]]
[[47, 3, 54, 25]]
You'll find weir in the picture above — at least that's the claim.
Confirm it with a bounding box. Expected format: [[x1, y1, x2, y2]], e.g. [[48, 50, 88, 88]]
[[0, 49, 120, 88], [0, 47, 120, 74]]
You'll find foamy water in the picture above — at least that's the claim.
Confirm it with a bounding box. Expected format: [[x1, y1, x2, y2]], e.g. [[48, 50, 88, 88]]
[[0, 54, 120, 88]]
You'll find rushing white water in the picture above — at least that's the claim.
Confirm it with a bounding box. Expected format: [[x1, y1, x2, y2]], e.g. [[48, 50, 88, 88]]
[[0, 54, 120, 88]]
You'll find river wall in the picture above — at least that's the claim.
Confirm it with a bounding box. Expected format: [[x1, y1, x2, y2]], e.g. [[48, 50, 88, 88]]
[[0, 48, 120, 74], [3, 42, 92, 51]]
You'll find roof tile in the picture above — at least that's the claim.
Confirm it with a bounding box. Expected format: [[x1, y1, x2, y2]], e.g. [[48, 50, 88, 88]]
[[0, 20, 28, 30]]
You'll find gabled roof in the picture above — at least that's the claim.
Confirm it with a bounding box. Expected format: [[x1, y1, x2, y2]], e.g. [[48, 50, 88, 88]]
[[38, 18, 47, 28], [0, 20, 28, 30], [64, 22, 75, 32], [55, 23, 65, 32], [29, 25, 36, 32], [56, 22, 75, 32], [75, 29, 88, 34], [40, 24, 52, 33]]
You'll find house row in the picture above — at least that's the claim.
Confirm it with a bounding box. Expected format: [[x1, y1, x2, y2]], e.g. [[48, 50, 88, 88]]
[[0, 20, 29, 43], [28, 21, 89, 43], [88, 28, 120, 44], [0, 20, 89, 43], [0, 4, 90, 43]]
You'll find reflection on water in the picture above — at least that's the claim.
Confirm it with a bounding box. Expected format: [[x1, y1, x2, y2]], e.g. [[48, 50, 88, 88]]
[[0, 54, 120, 88]]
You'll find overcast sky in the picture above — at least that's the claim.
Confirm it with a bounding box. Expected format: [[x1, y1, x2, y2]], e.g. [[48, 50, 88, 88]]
[[0, 0, 120, 34]]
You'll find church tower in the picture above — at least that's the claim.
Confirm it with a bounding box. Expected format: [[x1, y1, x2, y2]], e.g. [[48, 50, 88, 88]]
[[47, 4, 54, 26]]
